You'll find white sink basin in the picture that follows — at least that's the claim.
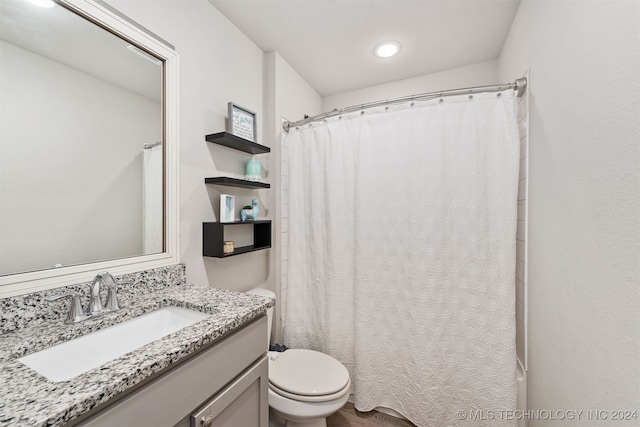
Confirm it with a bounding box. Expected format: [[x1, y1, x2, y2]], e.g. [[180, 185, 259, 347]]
[[19, 306, 210, 382]]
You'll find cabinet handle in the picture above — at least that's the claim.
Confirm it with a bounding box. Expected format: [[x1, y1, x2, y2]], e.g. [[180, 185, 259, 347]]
[[200, 415, 214, 427]]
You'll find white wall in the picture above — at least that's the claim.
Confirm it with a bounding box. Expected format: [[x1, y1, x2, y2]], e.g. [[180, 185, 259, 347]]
[[105, 2, 322, 307], [323, 60, 498, 111], [0, 40, 159, 275], [107, 0, 268, 291], [264, 52, 323, 342], [499, 0, 640, 422]]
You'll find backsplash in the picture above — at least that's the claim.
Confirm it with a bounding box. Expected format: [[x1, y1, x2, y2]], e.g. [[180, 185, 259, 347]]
[[0, 264, 186, 334]]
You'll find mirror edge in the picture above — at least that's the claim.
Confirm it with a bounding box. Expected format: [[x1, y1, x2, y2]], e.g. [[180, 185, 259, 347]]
[[0, 0, 180, 298]]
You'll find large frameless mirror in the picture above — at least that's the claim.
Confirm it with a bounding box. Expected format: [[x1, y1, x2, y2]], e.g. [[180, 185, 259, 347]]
[[0, 0, 179, 296]]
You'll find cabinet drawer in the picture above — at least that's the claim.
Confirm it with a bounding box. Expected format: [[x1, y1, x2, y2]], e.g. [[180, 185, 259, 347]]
[[75, 316, 267, 427], [190, 356, 268, 427]]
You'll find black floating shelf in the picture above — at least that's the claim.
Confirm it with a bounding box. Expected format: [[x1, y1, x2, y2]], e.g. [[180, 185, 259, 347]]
[[214, 244, 271, 258], [203, 220, 272, 258], [205, 177, 270, 189], [205, 132, 270, 155]]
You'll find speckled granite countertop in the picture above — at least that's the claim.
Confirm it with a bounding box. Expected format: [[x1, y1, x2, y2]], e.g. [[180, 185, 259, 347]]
[[0, 282, 274, 427]]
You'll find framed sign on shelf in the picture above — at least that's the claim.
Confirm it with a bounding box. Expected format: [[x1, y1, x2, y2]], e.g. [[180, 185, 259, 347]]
[[220, 194, 235, 223], [228, 102, 257, 142]]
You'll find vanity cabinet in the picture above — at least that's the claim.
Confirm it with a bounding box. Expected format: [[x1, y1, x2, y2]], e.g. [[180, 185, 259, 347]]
[[73, 316, 268, 427]]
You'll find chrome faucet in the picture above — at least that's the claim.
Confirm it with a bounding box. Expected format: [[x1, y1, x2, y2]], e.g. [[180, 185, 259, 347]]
[[46, 271, 131, 323], [88, 273, 106, 315], [97, 271, 126, 312], [89, 271, 132, 314]]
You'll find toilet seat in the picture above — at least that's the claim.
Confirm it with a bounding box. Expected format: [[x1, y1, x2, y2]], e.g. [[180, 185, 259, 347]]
[[269, 377, 351, 403], [269, 349, 350, 402]]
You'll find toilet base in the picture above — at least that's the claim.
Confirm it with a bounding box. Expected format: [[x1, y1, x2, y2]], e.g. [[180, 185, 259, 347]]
[[269, 408, 286, 427], [270, 407, 327, 427], [268, 386, 349, 427]]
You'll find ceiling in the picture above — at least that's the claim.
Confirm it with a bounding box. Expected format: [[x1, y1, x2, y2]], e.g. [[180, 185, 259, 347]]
[[0, 0, 162, 101], [209, 0, 521, 96]]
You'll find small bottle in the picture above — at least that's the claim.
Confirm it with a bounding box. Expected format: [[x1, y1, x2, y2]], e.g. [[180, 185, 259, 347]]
[[223, 241, 235, 254]]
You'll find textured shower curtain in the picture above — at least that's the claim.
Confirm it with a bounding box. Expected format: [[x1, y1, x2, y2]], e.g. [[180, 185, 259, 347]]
[[284, 91, 520, 426]]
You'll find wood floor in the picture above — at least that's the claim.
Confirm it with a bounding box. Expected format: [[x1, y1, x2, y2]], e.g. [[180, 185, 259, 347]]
[[327, 402, 416, 427]]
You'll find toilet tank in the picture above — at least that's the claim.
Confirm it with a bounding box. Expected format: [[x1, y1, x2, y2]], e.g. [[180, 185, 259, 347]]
[[245, 288, 275, 345]]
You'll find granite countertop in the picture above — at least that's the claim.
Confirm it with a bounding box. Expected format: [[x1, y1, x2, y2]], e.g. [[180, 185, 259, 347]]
[[0, 284, 274, 427]]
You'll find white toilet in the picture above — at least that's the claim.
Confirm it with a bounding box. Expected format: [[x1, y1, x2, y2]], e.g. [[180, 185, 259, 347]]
[[246, 288, 350, 427]]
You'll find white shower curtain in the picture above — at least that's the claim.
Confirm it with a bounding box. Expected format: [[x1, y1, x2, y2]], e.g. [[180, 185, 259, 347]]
[[143, 144, 162, 254], [284, 91, 520, 426]]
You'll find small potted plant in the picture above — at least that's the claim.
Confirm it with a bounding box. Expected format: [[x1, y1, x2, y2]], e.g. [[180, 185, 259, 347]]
[[240, 199, 259, 221]]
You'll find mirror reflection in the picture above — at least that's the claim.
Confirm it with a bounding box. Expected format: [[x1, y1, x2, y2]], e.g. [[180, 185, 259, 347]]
[[0, 0, 164, 277]]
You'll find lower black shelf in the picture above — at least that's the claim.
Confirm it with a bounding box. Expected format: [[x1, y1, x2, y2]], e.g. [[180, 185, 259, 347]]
[[203, 220, 271, 258], [215, 244, 271, 258]]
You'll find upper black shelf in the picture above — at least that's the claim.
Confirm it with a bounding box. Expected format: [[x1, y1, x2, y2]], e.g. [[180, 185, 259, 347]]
[[205, 177, 270, 189], [206, 132, 270, 155]]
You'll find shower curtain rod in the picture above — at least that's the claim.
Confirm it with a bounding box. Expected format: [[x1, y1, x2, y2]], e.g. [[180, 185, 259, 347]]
[[282, 77, 527, 133]]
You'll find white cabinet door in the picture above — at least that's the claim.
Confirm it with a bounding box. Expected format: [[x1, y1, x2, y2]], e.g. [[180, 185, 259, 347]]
[[191, 357, 268, 427]]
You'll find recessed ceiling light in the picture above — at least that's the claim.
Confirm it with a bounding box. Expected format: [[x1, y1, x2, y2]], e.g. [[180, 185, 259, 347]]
[[24, 0, 55, 8], [374, 41, 402, 58]]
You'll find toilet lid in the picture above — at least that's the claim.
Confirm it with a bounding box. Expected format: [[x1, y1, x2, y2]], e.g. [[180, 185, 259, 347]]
[[269, 349, 350, 396]]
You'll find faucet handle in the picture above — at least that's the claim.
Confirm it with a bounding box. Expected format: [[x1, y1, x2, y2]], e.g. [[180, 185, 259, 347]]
[[45, 293, 91, 324], [104, 278, 132, 312]]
